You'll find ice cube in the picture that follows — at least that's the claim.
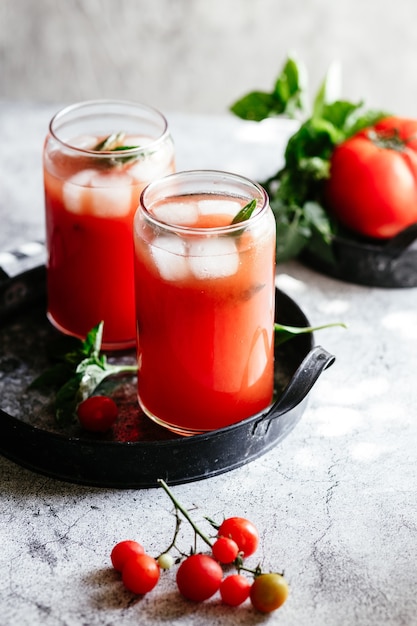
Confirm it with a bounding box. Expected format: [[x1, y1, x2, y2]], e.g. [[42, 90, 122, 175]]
[[90, 172, 133, 217], [151, 236, 189, 281], [152, 201, 199, 226], [128, 142, 174, 183], [69, 135, 98, 149], [197, 199, 242, 217], [62, 170, 96, 214], [188, 237, 239, 279], [120, 135, 153, 147]]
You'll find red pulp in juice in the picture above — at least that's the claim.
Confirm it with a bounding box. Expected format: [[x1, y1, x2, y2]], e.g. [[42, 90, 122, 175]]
[[134, 194, 276, 433]]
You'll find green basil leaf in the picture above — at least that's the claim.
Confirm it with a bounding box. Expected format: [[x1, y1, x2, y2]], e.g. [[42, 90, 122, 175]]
[[275, 322, 346, 347], [230, 56, 308, 121], [29, 320, 138, 425], [55, 374, 83, 424], [231, 199, 257, 224], [230, 91, 278, 121], [93, 132, 126, 151], [29, 363, 74, 391]]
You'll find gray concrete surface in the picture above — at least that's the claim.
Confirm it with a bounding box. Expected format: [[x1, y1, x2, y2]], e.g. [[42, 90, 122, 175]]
[[1, 102, 417, 626]]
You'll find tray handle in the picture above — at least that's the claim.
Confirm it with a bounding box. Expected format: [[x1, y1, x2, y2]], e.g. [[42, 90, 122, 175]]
[[256, 345, 335, 430], [0, 241, 46, 282]]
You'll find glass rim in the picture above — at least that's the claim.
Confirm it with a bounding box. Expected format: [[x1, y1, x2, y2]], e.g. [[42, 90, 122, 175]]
[[48, 99, 171, 157], [139, 169, 270, 236]]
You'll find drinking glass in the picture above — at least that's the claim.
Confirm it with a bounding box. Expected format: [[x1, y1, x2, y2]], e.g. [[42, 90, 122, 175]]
[[133, 170, 276, 435], [43, 99, 175, 350]]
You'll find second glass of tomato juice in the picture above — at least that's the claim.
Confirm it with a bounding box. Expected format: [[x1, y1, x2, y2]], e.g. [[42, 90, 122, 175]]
[[43, 100, 175, 350], [133, 170, 276, 435]]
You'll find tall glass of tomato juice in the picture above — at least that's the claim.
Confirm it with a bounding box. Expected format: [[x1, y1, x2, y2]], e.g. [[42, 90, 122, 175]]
[[43, 100, 175, 350], [133, 170, 276, 435]]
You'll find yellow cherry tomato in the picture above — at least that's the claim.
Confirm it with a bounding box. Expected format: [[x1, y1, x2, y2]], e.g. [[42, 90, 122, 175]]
[[250, 573, 289, 613]]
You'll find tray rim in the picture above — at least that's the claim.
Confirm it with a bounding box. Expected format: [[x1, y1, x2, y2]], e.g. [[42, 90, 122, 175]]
[[301, 229, 417, 289]]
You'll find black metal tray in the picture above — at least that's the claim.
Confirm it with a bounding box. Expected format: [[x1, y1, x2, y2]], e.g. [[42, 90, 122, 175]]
[[302, 223, 417, 288], [0, 264, 334, 488]]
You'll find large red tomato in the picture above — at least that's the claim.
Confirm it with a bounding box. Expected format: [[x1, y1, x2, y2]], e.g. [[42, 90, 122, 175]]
[[325, 117, 417, 239]]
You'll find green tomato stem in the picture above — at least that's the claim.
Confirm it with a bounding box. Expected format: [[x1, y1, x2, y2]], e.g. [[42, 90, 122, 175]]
[[234, 561, 263, 578], [157, 479, 213, 549]]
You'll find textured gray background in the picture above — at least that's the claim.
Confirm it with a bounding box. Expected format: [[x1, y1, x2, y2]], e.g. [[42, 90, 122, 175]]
[[1, 0, 417, 116]]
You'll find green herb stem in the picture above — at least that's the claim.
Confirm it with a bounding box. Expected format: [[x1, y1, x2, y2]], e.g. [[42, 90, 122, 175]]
[[157, 479, 213, 549], [274, 321, 347, 346]]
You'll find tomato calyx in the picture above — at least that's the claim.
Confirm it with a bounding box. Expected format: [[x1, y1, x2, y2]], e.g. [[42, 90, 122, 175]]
[[366, 127, 412, 152]]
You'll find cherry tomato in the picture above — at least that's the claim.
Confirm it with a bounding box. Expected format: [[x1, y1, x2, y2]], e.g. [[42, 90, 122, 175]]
[[110, 540, 145, 572], [176, 554, 223, 602], [325, 116, 417, 239], [217, 517, 259, 558], [250, 573, 289, 613], [158, 553, 175, 570], [122, 553, 160, 595], [212, 536, 239, 564], [77, 396, 118, 432], [220, 574, 251, 606]]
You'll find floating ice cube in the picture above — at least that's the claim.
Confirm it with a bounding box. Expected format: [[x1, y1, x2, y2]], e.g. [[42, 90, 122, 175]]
[[197, 199, 242, 217], [188, 238, 239, 279], [120, 135, 153, 147], [62, 169, 96, 214], [90, 172, 133, 217], [128, 142, 174, 183], [151, 236, 189, 281], [152, 201, 199, 226], [69, 135, 98, 149]]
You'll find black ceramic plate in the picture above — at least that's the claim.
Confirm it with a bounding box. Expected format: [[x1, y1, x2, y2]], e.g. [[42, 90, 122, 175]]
[[0, 264, 334, 488], [301, 223, 417, 288]]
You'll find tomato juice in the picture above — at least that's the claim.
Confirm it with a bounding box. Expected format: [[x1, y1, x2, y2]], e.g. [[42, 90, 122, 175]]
[[43, 101, 175, 350], [134, 171, 276, 435]]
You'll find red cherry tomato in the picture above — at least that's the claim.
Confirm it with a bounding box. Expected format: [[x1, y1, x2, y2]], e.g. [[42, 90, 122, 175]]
[[77, 396, 118, 432], [110, 540, 145, 572], [122, 553, 160, 595], [212, 536, 239, 564], [220, 574, 251, 606], [217, 517, 259, 558], [176, 554, 223, 602], [250, 573, 289, 613], [325, 116, 417, 239]]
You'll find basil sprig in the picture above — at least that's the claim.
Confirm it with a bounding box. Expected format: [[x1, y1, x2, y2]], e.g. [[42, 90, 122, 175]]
[[30, 322, 137, 425], [230, 55, 389, 264], [93, 132, 142, 166]]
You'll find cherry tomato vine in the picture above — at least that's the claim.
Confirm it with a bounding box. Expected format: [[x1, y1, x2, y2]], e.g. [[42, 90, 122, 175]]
[[110, 478, 289, 614]]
